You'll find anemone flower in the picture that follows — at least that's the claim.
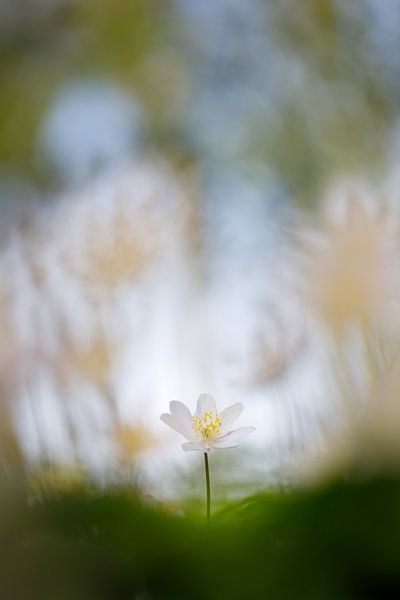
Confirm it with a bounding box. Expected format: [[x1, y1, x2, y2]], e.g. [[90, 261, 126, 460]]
[[161, 393, 255, 523]]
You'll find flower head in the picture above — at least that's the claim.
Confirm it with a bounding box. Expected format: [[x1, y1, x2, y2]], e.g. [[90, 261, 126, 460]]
[[160, 393, 255, 452]]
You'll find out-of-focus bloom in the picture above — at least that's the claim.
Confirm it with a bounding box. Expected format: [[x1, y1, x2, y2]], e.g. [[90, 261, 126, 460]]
[[303, 182, 399, 333], [30, 464, 86, 496], [113, 424, 155, 461], [161, 393, 255, 452]]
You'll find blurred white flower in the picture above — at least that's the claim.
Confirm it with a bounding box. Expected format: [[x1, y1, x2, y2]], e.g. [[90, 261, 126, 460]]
[[300, 181, 400, 340], [161, 393, 255, 452]]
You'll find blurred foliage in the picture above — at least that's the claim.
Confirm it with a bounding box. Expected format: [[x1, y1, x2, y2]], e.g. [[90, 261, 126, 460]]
[[2, 468, 400, 598], [0, 0, 167, 181], [1, 0, 399, 201]]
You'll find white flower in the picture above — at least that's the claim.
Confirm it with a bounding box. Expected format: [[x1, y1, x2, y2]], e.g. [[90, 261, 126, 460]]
[[160, 393, 255, 452]]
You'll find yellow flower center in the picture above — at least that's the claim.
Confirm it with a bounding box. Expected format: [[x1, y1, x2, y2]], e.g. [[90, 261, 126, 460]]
[[192, 411, 221, 441]]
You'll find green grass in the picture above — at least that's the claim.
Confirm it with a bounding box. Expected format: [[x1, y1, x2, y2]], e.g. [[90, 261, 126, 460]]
[[1, 473, 400, 598]]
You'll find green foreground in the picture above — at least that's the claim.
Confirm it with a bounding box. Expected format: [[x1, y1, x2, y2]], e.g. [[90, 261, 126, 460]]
[[1, 473, 400, 599]]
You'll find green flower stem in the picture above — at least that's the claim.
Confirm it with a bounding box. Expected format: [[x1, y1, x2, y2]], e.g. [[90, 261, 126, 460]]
[[204, 451, 211, 525]]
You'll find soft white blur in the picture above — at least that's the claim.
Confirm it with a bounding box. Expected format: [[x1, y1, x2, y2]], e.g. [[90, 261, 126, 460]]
[[2, 0, 400, 499]]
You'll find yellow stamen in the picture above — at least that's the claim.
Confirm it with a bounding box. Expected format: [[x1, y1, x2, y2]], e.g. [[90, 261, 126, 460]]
[[192, 411, 221, 441]]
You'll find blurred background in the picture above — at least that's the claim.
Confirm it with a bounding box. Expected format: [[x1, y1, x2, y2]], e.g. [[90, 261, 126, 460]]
[[2, 0, 400, 495], [3, 2, 400, 596]]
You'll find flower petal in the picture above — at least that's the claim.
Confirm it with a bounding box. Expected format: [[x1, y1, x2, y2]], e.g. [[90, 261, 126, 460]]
[[164, 401, 195, 441], [170, 401, 192, 424], [214, 426, 255, 447], [182, 442, 203, 452], [195, 393, 217, 417], [219, 402, 243, 435], [160, 413, 194, 441], [213, 441, 239, 449]]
